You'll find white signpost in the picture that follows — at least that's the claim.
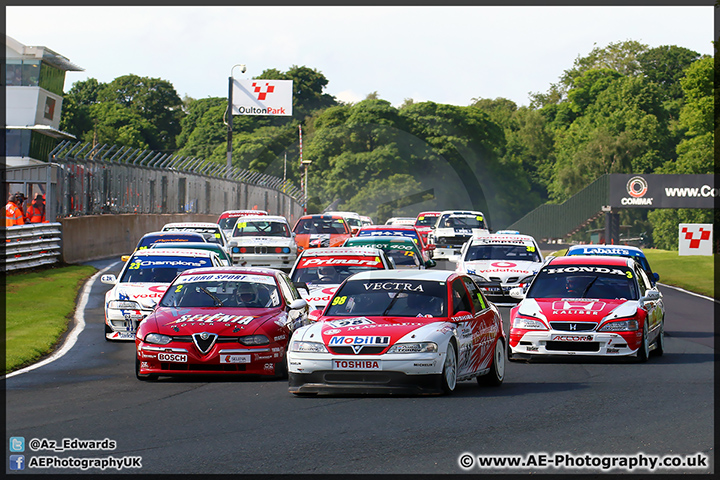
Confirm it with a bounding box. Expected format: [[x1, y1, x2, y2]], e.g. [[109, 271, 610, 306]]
[[232, 79, 293, 116], [678, 223, 713, 256]]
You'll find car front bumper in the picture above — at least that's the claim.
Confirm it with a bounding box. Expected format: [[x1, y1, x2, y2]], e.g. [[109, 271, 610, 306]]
[[508, 329, 641, 357], [136, 343, 285, 376], [287, 352, 444, 394], [231, 253, 296, 270], [105, 308, 151, 340]]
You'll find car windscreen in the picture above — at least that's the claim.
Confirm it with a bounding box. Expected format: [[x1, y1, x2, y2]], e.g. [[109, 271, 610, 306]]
[[465, 244, 541, 262], [526, 266, 640, 300], [233, 220, 290, 237], [440, 215, 486, 229], [136, 234, 204, 249], [357, 229, 419, 244], [120, 256, 214, 283], [152, 243, 230, 261], [163, 227, 223, 245], [385, 248, 421, 267], [291, 256, 385, 285], [415, 215, 439, 227], [218, 217, 240, 231], [325, 279, 446, 317], [159, 273, 280, 308], [294, 218, 347, 235]]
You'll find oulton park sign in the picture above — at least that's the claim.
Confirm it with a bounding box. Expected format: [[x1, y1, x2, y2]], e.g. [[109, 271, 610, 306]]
[[609, 174, 716, 209]]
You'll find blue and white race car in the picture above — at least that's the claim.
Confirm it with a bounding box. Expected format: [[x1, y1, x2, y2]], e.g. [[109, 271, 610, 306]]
[[101, 249, 224, 340], [565, 244, 659, 286]]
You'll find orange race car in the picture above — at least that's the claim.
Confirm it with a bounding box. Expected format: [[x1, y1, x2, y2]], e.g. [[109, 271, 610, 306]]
[[292, 214, 352, 253]]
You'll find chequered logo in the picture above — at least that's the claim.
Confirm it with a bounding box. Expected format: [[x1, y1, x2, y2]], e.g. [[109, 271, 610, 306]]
[[681, 226, 711, 249], [252, 82, 275, 101]]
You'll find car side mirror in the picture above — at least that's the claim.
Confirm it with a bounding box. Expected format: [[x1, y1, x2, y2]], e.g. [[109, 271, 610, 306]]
[[425, 259, 437, 269], [288, 298, 308, 310], [641, 290, 661, 302], [101, 274, 117, 285], [308, 309, 324, 322], [653, 272, 660, 282], [509, 287, 525, 300], [293, 281, 310, 295], [121, 255, 130, 262], [427, 244, 436, 250], [451, 311, 473, 322]]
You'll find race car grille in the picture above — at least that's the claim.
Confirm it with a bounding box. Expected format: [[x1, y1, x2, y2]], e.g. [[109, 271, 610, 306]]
[[329, 347, 387, 355], [170, 336, 238, 343], [160, 363, 247, 372], [438, 237, 469, 247], [545, 341, 600, 352], [550, 322, 597, 332]]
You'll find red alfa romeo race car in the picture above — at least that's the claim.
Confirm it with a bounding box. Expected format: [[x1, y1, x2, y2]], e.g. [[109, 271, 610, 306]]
[[507, 255, 665, 362], [135, 266, 309, 380]]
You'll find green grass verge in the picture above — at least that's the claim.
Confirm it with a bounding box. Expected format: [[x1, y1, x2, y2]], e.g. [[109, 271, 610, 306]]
[[544, 248, 714, 298], [5, 265, 98, 373], [643, 249, 714, 298]]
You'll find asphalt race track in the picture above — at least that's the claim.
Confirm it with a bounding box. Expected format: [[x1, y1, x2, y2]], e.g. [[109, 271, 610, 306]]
[[5, 258, 715, 475]]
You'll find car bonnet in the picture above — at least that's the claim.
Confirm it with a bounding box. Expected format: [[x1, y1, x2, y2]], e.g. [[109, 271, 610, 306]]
[[149, 306, 287, 336]]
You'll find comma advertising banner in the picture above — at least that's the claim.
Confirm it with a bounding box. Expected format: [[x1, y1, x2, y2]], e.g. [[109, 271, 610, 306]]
[[609, 174, 716, 209], [232, 79, 293, 116], [678, 223, 713, 256]]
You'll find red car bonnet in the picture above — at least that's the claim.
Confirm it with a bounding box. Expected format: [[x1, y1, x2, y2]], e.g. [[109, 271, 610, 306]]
[[148, 307, 284, 336], [530, 298, 631, 322]]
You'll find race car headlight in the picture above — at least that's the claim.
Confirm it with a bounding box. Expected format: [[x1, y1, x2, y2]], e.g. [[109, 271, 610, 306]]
[[518, 275, 535, 286], [238, 334, 270, 346], [108, 300, 142, 309], [143, 333, 172, 345], [387, 342, 438, 354], [599, 319, 639, 331], [289, 341, 328, 353], [512, 316, 547, 330]]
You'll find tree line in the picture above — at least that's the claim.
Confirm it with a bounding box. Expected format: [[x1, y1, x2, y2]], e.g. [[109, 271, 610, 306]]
[[59, 41, 714, 249]]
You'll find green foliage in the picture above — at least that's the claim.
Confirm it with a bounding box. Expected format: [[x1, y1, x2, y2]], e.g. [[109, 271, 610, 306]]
[[96, 75, 184, 151], [56, 46, 712, 248], [637, 45, 702, 111], [647, 208, 716, 250], [85, 103, 158, 149], [342, 174, 429, 223]]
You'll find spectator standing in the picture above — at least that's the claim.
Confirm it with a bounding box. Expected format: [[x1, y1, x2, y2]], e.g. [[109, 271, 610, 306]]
[[26, 193, 47, 223], [5, 193, 25, 227]]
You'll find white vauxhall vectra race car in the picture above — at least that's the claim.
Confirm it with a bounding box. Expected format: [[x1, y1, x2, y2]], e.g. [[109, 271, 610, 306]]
[[287, 269, 506, 395], [455, 233, 544, 306], [101, 249, 223, 340]]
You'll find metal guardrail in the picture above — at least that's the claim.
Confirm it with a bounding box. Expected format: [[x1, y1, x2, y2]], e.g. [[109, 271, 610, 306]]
[[4, 223, 63, 272]]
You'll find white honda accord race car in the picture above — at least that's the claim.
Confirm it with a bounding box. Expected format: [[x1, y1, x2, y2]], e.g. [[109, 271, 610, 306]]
[[455, 233, 544, 306], [101, 249, 223, 340]]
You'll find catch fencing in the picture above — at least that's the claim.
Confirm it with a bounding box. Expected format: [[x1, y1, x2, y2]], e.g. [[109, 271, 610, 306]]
[[46, 140, 305, 219]]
